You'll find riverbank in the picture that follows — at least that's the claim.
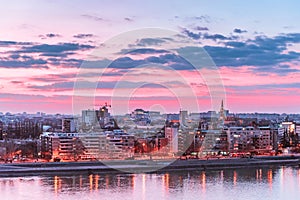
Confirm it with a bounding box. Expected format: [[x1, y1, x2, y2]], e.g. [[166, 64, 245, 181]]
[[0, 155, 300, 177]]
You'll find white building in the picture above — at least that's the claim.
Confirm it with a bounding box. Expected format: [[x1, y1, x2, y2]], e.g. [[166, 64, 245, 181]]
[[279, 122, 295, 134], [226, 126, 273, 152], [79, 132, 107, 159], [41, 129, 135, 161], [82, 109, 98, 126], [179, 110, 188, 127], [40, 132, 80, 161], [296, 123, 300, 135], [165, 127, 178, 154]]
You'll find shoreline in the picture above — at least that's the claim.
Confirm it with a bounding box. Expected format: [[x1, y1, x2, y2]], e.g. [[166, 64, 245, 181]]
[[0, 155, 300, 177]]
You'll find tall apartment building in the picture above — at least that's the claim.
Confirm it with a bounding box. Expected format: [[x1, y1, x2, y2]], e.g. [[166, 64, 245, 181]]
[[62, 117, 77, 133], [278, 121, 300, 148], [78, 132, 107, 160], [106, 130, 135, 159], [179, 110, 188, 127], [40, 132, 82, 161], [198, 129, 229, 156], [296, 122, 300, 136], [40, 130, 135, 161], [226, 126, 273, 153], [82, 109, 99, 127], [165, 127, 179, 154]]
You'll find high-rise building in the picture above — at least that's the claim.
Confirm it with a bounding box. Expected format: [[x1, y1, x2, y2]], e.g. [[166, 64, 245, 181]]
[[99, 105, 111, 128], [62, 117, 77, 133], [82, 109, 99, 127], [40, 132, 82, 161], [179, 110, 188, 127], [79, 132, 108, 160], [165, 127, 178, 154], [0, 121, 3, 140], [226, 126, 273, 153]]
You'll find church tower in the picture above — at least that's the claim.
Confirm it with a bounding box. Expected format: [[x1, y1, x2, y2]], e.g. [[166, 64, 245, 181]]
[[219, 100, 225, 121]]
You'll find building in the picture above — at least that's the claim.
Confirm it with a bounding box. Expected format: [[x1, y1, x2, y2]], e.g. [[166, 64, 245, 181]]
[[226, 126, 273, 153], [253, 126, 272, 151], [278, 121, 299, 148], [99, 105, 111, 128], [198, 129, 228, 156], [82, 109, 99, 127], [219, 100, 226, 121], [295, 122, 300, 136], [79, 132, 107, 160], [165, 127, 178, 154], [40, 130, 135, 161], [40, 132, 83, 161], [178, 129, 195, 154], [106, 130, 135, 159], [130, 109, 151, 126], [62, 117, 77, 133], [179, 110, 188, 127]]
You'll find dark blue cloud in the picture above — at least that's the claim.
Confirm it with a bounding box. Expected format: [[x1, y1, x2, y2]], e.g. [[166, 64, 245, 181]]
[[124, 17, 133, 22], [126, 48, 169, 55], [0, 41, 18, 46], [233, 28, 247, 34], [200, 33, 300, 74], [73, 34, 94, 39], [109, 57, 146, 69], [194, 15, 211, 23], [19, 43, 94, 53], [46, 33, 61, 38], [0, 40, 93, 69], [203, 33, 237, 41], [194, 26, 209, 31], [80, 59, 111, 69], [136, 38, 167, 46], [0, 40, 33, 46], [40, 52, 75, 58], [181, 28, 201, 40], [181, 28, 237, 41], [225, 41, 246, 48], [9, 54, 20, 59], [204, 45, 300, 67], [83, 53, 194, 71], [47, 57, 82, 67], [38, 34, 61, 39], [0, 58, 48, 69]]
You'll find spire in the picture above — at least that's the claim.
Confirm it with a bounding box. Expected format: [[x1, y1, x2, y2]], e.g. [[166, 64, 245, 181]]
[[219, 100, 225, 120], [221, 100, 224, 111]]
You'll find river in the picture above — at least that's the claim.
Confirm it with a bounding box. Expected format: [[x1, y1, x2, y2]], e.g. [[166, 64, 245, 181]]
[[1, 166, 300, 200]]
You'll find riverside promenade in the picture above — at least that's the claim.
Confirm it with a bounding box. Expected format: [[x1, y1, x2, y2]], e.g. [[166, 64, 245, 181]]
[[1, 155, 300, 177]]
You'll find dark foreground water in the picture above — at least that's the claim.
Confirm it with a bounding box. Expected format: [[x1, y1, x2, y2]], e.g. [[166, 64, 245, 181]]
[[1, 166, 300, 200]]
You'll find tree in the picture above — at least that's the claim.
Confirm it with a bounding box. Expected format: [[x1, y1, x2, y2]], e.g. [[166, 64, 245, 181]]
[[4, 140, 19, 160], [281, 128, 290, 148]]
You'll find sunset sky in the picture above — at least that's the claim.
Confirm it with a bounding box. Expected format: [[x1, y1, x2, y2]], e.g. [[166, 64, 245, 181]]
[[0, 0, 300, 114]]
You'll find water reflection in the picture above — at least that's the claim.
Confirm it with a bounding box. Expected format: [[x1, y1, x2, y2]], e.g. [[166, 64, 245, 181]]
[[44, 168, 272, 192], [268, 169, 273, 190], [42, 173, 136, 193], [201, 171, 206, 192], [1, 167, 300, 200]]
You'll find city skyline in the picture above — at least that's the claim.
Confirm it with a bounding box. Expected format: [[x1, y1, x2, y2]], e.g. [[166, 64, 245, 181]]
[[1, 0, 300, 114]]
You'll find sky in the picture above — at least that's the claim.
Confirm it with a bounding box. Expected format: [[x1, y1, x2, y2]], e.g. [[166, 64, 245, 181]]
[[0, 0, 300, 114]]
